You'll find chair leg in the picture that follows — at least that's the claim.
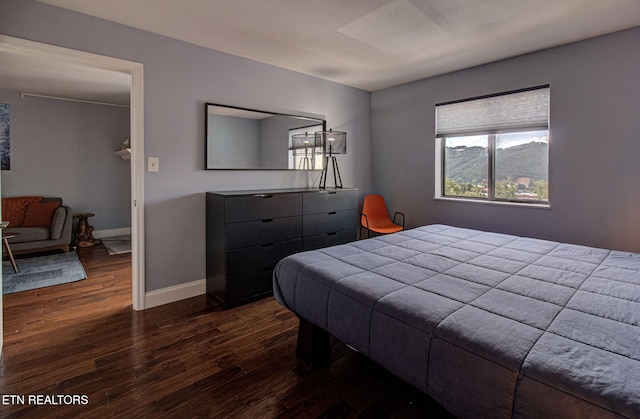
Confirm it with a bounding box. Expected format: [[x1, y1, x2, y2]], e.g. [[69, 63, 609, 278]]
[[359, 225, 372, 240]]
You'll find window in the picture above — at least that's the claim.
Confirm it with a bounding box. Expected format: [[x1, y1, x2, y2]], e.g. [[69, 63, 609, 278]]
[[435, 86, 549, 204]]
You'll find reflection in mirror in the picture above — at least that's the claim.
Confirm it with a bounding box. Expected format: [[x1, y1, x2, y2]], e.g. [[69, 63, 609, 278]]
[[289, 131, 323, 170], [205, 103, 325, 170]]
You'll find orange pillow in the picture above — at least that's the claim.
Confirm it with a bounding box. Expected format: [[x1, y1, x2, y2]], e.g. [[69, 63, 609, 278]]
[[2, 196, 43, 227], [21, 201, 61, 227]]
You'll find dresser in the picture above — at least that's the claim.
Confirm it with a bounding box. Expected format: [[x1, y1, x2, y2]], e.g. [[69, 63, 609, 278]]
[[206, 188, 357, 306]]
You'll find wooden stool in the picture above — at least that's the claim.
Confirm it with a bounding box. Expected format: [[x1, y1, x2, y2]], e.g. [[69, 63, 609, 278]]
[[2, 232, 18, 273], [73, 212, 101, 248]]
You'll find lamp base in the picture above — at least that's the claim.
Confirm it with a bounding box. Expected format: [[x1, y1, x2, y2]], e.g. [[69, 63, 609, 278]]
[[319, 156, 343, 189], [298, 156, 313, 170]]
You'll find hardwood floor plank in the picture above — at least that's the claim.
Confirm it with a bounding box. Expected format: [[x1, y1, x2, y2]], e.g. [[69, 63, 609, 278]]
[[0, 245, 452, 418]]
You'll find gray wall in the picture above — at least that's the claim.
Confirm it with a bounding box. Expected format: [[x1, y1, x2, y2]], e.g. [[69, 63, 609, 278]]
[[372, 26, 640, 253], [0, 90, 131, 231], [0, 0, 372, 292], [207, 114, 260, 168], [259, 115, 316, 169]]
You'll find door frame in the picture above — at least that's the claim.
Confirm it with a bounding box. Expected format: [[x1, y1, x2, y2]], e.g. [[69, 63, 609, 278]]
[[0, 35, 146, 313]]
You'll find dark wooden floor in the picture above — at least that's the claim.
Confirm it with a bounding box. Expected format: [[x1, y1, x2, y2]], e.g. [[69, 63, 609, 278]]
[[0, 245, 452, 418]]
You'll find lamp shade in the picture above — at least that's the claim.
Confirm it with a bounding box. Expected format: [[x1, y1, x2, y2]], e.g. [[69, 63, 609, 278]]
[[315, 129, 346, 155], [289, 132, 315, 150]]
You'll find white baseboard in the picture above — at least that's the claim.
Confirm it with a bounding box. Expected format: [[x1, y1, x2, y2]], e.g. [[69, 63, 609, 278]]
[[144, 279, 206, 309], [93, 227, 131, 239], [92, 226, 205, 309]]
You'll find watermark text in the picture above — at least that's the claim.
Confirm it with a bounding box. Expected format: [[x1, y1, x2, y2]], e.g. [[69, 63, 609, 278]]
[[2, 394, 89, 406]]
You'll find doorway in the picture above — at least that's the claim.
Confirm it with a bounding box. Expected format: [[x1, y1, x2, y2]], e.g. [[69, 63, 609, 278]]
[[0, 35, 146, 352]]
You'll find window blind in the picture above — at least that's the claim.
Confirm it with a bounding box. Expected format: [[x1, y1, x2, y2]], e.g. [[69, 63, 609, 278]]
[[436, 86, 549, 137]]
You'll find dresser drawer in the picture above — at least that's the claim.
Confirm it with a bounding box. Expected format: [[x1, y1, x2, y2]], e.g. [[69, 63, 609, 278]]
[[225, 193, 302, 223], [226, 238, 302, 277], [303, 229, 357, 251], [226, 216, 302, 249], [303, 210, 357, 237], [303, 190, 357, 214], [207, 187, 357, 306]]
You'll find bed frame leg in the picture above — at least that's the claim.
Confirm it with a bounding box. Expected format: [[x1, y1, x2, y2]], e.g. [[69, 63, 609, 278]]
[[296, 317, 331, 366]]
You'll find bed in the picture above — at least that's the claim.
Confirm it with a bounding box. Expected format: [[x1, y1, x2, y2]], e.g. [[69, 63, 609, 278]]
[[273, 224, 640, 418]]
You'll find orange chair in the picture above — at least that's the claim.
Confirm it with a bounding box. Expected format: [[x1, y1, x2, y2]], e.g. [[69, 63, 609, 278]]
[[360, 194, 405, 239]]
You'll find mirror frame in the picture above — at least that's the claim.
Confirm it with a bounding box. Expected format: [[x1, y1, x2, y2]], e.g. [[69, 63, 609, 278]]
[[204, 102, 326, 170]]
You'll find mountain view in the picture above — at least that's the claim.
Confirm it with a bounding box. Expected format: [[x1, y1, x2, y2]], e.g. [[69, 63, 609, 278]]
[[444, 141, 548, 201]]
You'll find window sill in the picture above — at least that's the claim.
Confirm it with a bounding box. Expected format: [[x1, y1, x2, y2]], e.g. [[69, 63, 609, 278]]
[[434, 196, 551, 209]]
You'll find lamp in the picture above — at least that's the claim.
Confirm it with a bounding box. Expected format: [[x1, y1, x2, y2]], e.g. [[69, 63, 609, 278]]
[[290, 132, 316, 170], [315, 129, 346, 189]]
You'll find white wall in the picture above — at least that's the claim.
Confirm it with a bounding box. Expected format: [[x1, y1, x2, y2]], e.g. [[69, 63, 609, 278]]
[[0, 90, 131, 231], [372, 27, 640, 253], [0, 0, 373, 292]]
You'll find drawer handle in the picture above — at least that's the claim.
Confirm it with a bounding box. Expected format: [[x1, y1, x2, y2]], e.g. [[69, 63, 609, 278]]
[[262, 242, 274, 247], [327, 232, 337, 236], [254, 194, 273, 198], [328, 191, 337, 195], [262, 219, 274, 223], [328, 211, 337, 215]]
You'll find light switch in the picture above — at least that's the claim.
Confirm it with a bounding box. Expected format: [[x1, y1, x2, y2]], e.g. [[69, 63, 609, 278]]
[[147, 157, 159, 172]]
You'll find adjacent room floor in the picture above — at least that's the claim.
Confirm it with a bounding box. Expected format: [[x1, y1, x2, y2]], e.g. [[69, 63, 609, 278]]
[[0, 245, 451, 417], [100, 234, 132, 256]]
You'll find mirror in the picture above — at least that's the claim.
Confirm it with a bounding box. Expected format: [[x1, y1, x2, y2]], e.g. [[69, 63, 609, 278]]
[[205, 103, 326, 170]]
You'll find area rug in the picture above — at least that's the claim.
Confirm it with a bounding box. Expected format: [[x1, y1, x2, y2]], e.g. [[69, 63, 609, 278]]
[[2, 252, 86, 294], [102, 235, 131, 255]]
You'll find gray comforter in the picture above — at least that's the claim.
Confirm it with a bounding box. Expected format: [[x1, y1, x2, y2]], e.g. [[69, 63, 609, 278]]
[[273, 224, 640, 418]]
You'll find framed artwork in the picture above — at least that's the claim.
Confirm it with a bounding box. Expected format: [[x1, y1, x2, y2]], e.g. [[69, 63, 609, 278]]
[[0, 103, 9, 170]]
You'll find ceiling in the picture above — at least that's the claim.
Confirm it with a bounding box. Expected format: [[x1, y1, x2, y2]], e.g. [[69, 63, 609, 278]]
[[2, 0, 639, 105], [0, 51, 131, 106]]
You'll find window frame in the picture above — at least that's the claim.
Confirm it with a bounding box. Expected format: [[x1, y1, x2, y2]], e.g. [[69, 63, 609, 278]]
[[434, 86, 550, 208], [288, 124, 324, 170]]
